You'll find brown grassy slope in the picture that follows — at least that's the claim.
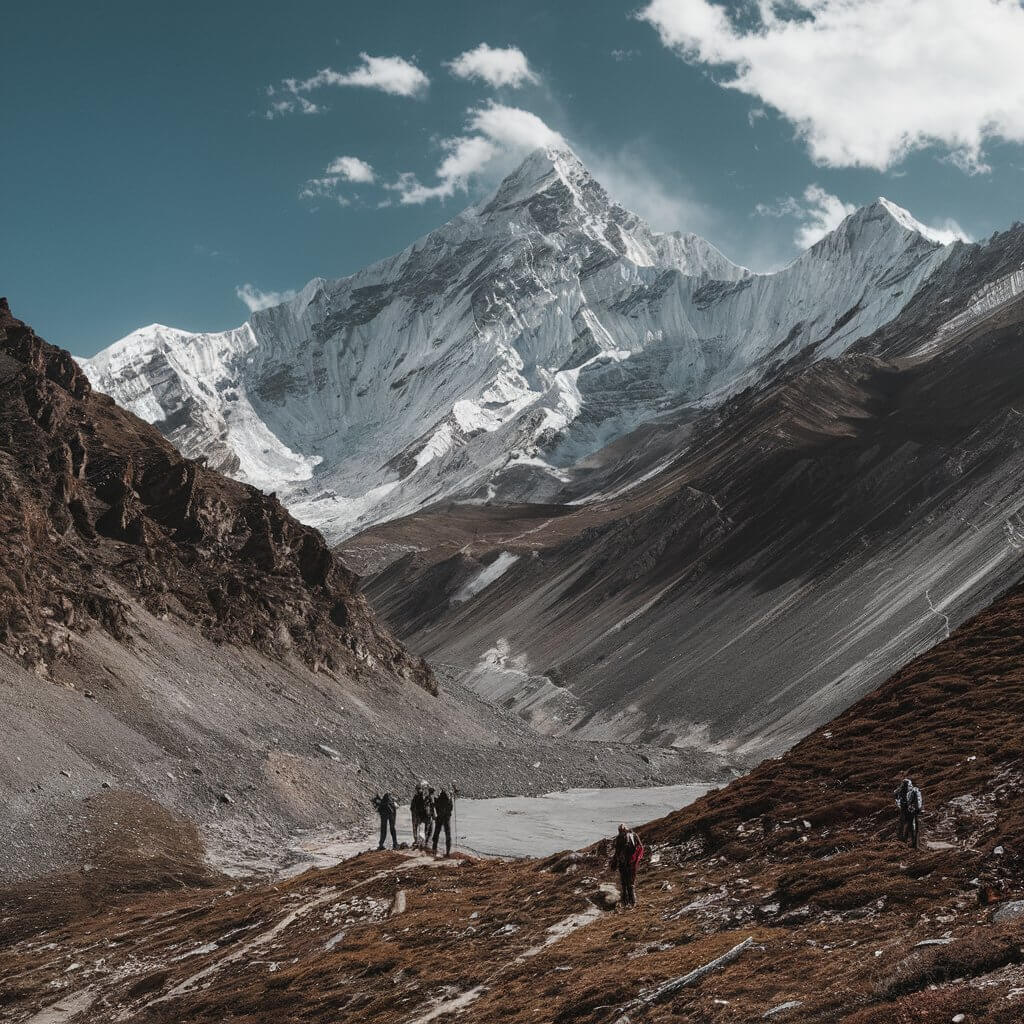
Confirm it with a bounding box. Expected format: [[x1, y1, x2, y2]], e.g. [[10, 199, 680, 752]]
[[3, 579, 1024, 1022], [0, 298, 432, 691], [645, 580, 1024, 873]]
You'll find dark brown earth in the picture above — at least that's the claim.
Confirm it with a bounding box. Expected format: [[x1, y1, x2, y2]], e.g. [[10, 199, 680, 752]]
[[3, 578, 1023, 1022], [340, 224, 1024, 758]]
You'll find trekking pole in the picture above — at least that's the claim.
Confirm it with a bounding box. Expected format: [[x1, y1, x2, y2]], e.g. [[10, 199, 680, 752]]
[[452, 781, 458, 853]]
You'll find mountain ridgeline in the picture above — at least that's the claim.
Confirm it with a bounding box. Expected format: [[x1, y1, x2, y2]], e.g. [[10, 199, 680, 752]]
[[84, 148, 1024, 761], [85, 148, 952, 542]]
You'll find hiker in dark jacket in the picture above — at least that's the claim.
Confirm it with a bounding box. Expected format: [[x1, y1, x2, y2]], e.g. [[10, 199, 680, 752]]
[[609, 823, 643, 907], [895, 778, 923, 848], [410, 783, 429, 848], [372, 792, 399, 850], [432, 788, 454, 856]]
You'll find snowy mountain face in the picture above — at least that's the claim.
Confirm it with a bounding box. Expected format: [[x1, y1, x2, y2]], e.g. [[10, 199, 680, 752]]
[[85, 148, 954, 542]]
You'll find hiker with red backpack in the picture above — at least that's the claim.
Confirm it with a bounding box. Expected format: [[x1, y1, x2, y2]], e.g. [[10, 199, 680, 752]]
[[609, 823, 644, 907]]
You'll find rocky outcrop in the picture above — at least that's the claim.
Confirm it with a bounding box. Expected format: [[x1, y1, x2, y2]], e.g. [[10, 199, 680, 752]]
[[0, 298, 433, 692]]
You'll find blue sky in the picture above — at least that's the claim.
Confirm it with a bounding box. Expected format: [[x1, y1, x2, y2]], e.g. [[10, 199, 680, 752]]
[[4, 0, 1024, 357]]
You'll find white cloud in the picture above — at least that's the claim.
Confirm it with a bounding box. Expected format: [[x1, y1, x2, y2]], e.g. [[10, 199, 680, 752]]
[[298, 177, 351, 204], [638, 0, 1024, 172], [791, 186, 858, 249], [468, 103, 562, 151], [325, 155, 376, 183], [299, 156, 374, 205], [265, 96, 322, 119], [446, 43, 539, 88], [757, 185, 972, 249], [891, 211, 972, 246], [236, 283, 298, 313], [390, 102, 564, 205], [268, 54, 428, 114]]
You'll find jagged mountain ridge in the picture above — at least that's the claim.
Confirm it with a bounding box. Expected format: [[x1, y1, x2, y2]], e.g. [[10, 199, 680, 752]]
[[84, 147, 952, 541], [341, 221, 1024, 758]]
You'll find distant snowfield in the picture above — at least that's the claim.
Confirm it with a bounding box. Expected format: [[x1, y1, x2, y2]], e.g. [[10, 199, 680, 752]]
[[445, 783, 714, 858], [274, 783, 716, 873]]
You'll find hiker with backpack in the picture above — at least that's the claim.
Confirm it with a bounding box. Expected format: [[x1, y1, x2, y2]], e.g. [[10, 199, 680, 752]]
[[895, 778, 923, 848], [410, 782, 430, 849], [432, 787, 454, 857], [609, 823, 644, 907], [372, 792, 399, 850]]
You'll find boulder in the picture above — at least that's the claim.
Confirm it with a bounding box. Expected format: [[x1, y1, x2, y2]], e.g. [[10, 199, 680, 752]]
[[992, 899, 1024, 924], [594, 882, 621, 910]]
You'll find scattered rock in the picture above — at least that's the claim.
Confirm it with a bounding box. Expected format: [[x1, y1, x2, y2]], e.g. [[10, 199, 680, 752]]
[[764, 1002, 803, 1019], [593, 883, 621, 910], [219, 793, 234, 805], [317, 743, 342, 761], [992, 900, 1024, 924], [388, 890, 407, 917]]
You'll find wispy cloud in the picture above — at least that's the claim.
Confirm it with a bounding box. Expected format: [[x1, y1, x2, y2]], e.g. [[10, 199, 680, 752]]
[[389, 102, 563, 205], [639, 0, 1024, 173], [267, 53, 428, 116], [446, 44, 539, 88], [236, 283, 298, 313], [325, 156, 376, 183], [299, 156, 375, 205], [264, 95, 323, 120], [581, 145, 715, 236]]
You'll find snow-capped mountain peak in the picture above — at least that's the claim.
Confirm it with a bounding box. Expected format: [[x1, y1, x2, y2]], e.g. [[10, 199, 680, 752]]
[[482, 145, 588, 210], [84, 150, 955, 541]]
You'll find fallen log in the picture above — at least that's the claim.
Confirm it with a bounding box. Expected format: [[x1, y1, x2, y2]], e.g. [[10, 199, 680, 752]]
[[613, 936, 755, 1023]]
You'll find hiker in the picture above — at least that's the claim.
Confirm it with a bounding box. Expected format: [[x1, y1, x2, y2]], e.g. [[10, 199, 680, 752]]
[[424, 786, 437, 845], [372, 792, 399, 850], [609, 823, 644, 907], [432, 787, 454, 857], [895, 778, 923, 848], [410, 782, 429, 849]]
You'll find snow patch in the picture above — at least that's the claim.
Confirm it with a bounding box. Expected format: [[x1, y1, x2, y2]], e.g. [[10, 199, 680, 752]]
[[453, 552, 520, 603]]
